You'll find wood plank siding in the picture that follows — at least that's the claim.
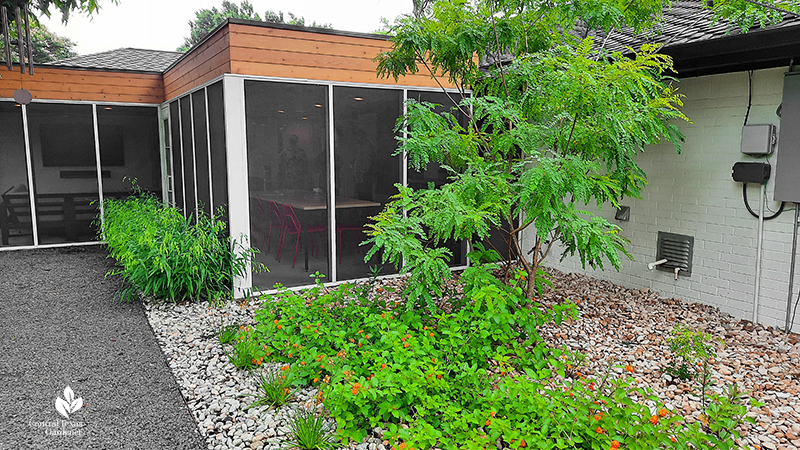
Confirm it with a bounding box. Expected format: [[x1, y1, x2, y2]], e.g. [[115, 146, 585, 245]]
[[0, 67, 164, 103], [226, 24, 451, 89], [1, 21, 455, 105], [163, 27, 231, 100]]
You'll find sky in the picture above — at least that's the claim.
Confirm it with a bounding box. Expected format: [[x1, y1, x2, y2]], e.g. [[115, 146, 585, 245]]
[[39, 0, 413, 56]]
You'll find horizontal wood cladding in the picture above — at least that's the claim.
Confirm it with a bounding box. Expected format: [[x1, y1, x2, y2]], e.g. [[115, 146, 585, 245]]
[[0, 67, 164, 103], [229, 24, 451, 89], [164, 28, 231, 100]]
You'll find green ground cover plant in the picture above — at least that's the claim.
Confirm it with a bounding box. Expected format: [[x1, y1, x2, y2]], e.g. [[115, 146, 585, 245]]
[[100, 188, 258, 302], [236, 265, 757, 449]]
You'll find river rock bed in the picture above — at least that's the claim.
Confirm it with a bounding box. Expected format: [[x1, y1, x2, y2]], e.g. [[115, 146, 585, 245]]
[[145, 268, 800, 450]]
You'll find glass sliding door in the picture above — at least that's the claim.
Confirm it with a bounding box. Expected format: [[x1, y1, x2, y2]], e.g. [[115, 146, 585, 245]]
[[179, 96, 197, 220], [191, 91, 212, 217], [25, 103, 101, 245], [245, 80, 330, 290], [96, 105, 161, 199], [207, 81, 228, 220], [168, 101, 184, 212], [406, 90, 469, 266], [0, 102, 34, 247], [333, 86, 401, 279]]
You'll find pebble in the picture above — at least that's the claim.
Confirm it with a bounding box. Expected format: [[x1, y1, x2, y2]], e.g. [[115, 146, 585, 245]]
[[538, 268, 800, 450], [145, 268, 800, 449]]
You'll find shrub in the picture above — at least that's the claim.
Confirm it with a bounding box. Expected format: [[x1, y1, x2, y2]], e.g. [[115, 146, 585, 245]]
[[238, 266, 759, 449], [100, 189, 259, 302]]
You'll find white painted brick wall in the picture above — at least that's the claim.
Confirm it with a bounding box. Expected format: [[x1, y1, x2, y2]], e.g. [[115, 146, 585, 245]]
[[524, 67, 800, 334]]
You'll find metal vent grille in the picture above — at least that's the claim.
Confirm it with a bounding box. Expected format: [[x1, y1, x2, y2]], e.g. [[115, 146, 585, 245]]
[[656, 232, 694, 276]]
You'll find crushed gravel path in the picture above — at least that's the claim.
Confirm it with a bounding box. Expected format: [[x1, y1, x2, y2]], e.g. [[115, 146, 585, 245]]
[[0, 246, 205, 450]]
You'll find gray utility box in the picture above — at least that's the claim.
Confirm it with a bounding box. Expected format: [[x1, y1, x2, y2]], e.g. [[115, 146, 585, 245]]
[[741, 124, 776, 156], [775, 72, 800, 202]]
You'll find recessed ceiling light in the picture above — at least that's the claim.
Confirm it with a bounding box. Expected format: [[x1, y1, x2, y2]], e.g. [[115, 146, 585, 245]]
[[314, 103, 323, 108], [302, 117, 308, 120], [278, 110, 285, 113], [354, 97, 364, 101], [104, 107, 113, 110], [14, 104, 21, 107]]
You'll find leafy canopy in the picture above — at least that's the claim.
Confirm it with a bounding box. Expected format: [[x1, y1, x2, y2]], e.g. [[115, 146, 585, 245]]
[[1, 0, 117, 24], [366, 0, 798, 306], [0, 22, 76, 62], [178, 0, 331, 52]]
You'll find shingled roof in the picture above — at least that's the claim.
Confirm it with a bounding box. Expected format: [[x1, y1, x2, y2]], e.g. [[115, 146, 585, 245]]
[[45, 48, 183, 73], [483, 1, 800, 77], [596, 1, 800, 54]]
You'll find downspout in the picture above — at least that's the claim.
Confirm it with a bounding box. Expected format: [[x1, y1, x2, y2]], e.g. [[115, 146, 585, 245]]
[[753, 183, 765, 323], [785, 205, 799, 331]]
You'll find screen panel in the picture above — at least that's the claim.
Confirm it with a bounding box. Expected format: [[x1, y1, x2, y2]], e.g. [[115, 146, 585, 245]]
[[0, 102, 34, 247]]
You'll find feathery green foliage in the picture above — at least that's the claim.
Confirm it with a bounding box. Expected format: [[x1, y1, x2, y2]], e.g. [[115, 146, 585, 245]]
[[366, 0, 798, 304], [100, 187, 260, 302]]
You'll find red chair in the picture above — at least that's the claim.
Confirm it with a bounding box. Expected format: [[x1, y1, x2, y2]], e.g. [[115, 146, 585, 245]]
[[266, 201, 287, 257], [278, 204, 327, 268], [337, 223, 368, 263], [249, 197, 270, 253]]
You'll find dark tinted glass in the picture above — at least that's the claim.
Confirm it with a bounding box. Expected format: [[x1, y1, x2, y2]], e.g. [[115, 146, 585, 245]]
[[245, 80, 330, 289], [208, 81, 228, 219], [96, 105, 160, 198], [169, 101, 184, 212], [334, 86, 401, 279], [0, 102, 34, 247], [180, 96, 196, 220], [407, 90, 469, 266], [192, 91, 212, 217], [26, 103, 100, 244]]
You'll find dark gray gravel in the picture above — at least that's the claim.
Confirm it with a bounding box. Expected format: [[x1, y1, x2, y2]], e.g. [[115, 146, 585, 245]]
[[0, 246, 205, 450]]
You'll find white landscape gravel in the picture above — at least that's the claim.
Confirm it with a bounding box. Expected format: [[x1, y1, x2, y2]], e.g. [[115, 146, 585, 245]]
[[145, 268, 800, 450]]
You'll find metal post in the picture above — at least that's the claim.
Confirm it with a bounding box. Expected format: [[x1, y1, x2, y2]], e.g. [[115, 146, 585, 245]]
[[14, 6, 23, 74], [2, 6, 13, 71], [753, 183, 766, 323], [785, 205, 800, 331], [327, 84, 337, 281], [23, 3, 32, 75]]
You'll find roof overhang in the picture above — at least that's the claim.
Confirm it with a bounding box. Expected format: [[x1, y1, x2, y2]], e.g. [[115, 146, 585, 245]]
[[662, 24, 800, 78]]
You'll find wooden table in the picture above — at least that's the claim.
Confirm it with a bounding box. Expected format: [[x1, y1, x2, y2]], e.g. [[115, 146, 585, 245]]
[[256, 191, 380, 211], [254, 191, 381, 270]]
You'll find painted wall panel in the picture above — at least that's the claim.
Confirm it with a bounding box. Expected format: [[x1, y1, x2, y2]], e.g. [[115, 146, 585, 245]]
[[523, 66, 800, 333]]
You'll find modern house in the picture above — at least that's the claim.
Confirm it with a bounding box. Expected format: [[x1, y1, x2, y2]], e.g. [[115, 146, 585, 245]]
[[0, 18, 466, 295], [529, 3, 800, 334], [2, 5, 800, 334]]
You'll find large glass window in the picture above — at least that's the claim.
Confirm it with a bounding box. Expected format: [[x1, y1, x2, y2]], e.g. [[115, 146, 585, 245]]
[[192, 91, 212, 217], [208, 81, 228, 219], [334, 86, 401, 279], [0, 102, 34, 247], [169, 101, 184, 212], [26, 103, 100, 244], [180, 96, 197, 220], [96, 105, 161, 198], [245, 80, 330, 289], [407, 90, 469, 266]]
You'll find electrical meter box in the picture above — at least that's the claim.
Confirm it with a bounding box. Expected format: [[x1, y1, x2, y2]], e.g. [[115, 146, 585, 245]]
[[741, 124, 776, 156], [775, 72, 800, 203]]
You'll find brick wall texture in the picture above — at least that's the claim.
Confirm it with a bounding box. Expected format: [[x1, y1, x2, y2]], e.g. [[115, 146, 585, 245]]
[[525, 66, 800, 334]]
